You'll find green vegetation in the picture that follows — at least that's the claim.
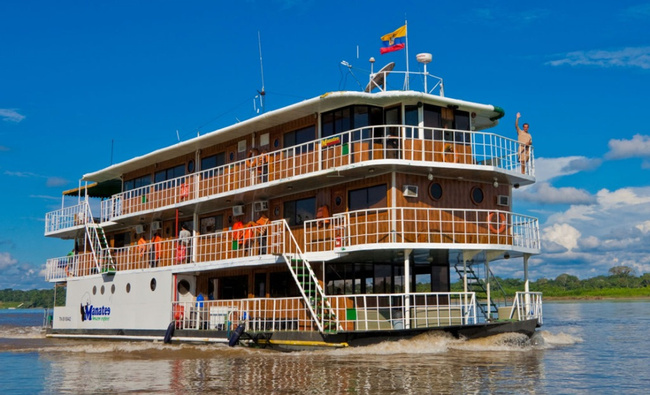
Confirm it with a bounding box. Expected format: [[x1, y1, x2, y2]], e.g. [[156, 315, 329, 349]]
[[453, 265, 650, 299], [0, 287, 66, 309]]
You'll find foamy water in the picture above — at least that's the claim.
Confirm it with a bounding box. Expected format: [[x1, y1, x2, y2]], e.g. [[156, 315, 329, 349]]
[[0, 302, 646, 394]]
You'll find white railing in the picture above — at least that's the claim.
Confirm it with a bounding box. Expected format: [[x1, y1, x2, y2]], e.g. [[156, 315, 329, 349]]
[[88, 125, 533, 224], [45, 203, 91, 235], [510, 292, 543, 325], [44, 207, 540, 282], [304, 207, 540, 252], [170, 291, 478, 333]]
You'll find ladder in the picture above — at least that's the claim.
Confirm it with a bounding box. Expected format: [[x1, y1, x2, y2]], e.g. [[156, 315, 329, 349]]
[[454, 261, 507, 320], [82, 203, 115, 274], [271, 221, 338, 333]]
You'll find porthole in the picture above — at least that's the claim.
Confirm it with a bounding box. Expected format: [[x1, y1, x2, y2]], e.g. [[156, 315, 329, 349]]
[[429, 182, 443, 201], [187, 159, 195, 173], [150, 278, 157, 292], [100, 285, 105, 295], [274, 206, 280, 217], [126, 283, 131, 293], [274, 138, 280, 148], [178, 280, 190, 296], [92, 286, 97, 295], [471, 186, 484, 205], [335, 196, 342, 207], [229, 152, 234, 161], [111, 284, 116, 294]]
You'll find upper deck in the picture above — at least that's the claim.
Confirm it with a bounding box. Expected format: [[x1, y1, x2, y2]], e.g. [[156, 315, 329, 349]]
[[45, 121, 534, 237]]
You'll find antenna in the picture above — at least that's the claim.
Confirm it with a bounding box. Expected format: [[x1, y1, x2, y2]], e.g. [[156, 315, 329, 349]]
[[257, 31, 266, 113]]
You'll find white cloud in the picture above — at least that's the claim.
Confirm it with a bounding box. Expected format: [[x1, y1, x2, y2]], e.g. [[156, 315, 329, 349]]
[[542, 223, 581, 251], [547, 46, 650, 69], [636, 221, 650, 234], [0, 109, 25, 123], [518, 182, 596, 205], [533, 156, 601, 183], [605, 134, 650, 160], [46, 177, 68, 187], [0, 252, 18, 270]]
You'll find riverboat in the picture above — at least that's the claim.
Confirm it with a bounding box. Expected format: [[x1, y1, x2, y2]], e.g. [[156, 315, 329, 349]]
[[44, 55, 542, 351]]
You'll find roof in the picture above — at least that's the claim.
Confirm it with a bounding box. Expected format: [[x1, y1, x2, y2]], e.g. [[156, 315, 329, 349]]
[[82, 90, 503, 183], [62, 179, 122, 198]]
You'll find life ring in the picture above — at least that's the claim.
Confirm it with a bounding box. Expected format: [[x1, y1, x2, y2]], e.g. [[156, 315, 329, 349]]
[[488, 212, 507, 234]]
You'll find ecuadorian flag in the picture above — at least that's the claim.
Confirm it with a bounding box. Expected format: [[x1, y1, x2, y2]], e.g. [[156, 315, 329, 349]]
[[380, 25, 406, 54]]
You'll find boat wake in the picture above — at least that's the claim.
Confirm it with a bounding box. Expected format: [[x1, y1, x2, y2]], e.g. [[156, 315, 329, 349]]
[[0, 325, 45, 339]]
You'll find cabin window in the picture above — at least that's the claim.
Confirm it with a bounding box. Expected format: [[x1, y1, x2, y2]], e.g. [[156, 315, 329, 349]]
[[284, 125, 316, 155], [283, 197, 316, 226], [187, 160, 195, 173], [453, 109, 471, 144], [404, 105, 419, 138], [348, 184, 387, 211], [429, 182, 443, 201], [423, 104, 442, 139], [154, 164, 185, 190], [201, 152, 226, 170], [200, 215, 223, 234], [471, 186, 484, 205], [220, 275, 248, 299], [150, 278, 157, 291], [177, 279, 190, 295], [269, 272, 299, 297], [124, 174, 151, 192], [322, 106, 382, 139], [113, 232, 130, 248]]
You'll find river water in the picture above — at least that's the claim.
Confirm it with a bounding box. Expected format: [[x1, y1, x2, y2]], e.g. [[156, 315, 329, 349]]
[[0, 301, 648, 394]]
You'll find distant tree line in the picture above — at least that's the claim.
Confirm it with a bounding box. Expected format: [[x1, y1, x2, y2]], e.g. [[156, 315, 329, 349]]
[[0, 287, 65, 308], [455, 265, 650, 298]]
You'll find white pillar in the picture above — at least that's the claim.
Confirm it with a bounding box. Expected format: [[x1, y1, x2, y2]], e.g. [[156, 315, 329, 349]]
[[404, 249, 412, 329], [524, 253, 530, 316]]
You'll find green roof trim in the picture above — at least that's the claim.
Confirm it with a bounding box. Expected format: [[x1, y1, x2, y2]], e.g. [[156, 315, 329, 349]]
[[490, 106, 505, 121]]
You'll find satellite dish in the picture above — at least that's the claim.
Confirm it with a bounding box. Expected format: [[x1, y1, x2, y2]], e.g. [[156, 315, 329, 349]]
[[365, 62, 395, 93]]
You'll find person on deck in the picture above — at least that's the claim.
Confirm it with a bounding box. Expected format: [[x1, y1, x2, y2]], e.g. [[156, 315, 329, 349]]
[[178, 223, 191, 263], [151, 232, 162, 267], [515, 112, 533, 174]]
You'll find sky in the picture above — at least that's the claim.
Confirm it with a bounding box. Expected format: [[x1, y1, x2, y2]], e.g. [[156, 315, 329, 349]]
[[1, 1, 649, 289]]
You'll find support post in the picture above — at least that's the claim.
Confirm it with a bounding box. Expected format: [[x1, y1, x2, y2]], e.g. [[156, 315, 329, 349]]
[[404, 249, 412, 329]]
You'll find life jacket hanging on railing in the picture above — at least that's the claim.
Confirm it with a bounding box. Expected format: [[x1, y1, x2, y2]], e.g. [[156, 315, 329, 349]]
[[179, 182, 189, 200], [316, 205, 330, 228]]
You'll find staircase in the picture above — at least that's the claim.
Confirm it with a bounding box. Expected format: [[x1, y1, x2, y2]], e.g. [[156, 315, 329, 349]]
[[272, 221, 338, 333], [82, 203, 115, 274], [454, 261, 507, 321]]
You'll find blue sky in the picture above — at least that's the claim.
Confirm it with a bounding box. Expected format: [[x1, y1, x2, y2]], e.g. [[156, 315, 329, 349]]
[[1, 1, 649, 289]]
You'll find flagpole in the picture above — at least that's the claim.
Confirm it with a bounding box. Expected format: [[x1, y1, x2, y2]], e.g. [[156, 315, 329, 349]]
[[405, 19, 409, 90]]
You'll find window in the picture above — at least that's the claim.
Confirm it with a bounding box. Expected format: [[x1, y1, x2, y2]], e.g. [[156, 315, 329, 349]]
[[348, 184, 387, 211], [429, 182, 443, 201], [201, 152, 226, 171], [284, 126, 316, 154], [283, 197, 316, 226], [220, 275, 248, 299], [154, 165, 185, 188], [113, 232, 130, 248], [471, 186, 484, 205], [322, 106, 382, 139], [124, 175, 151, 192], [404, 105, 419, 138], [423, 104, 442, 140], [200, 215, 223, 234]]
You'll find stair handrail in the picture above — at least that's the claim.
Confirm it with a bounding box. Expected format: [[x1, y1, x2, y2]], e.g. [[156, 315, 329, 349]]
[[272, 220, 337, 333], [81, 202, 114, 273]]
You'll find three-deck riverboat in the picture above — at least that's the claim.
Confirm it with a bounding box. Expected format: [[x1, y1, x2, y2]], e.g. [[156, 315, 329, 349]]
[[44, 55, 542, 351]]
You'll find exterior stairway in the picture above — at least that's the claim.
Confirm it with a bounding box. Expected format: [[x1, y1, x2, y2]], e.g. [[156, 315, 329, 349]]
[[454, 261, 507, 321], [82, 203, 115, 274]]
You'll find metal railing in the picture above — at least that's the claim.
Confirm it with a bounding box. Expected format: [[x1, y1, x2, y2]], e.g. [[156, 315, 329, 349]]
[[510, 292, 543, 325], [304, 207, 541, 252], [170, 291, 479, 333], [45, 203, 91, 235], [86, 125, 534, 224], [44, 207, 541, 281]]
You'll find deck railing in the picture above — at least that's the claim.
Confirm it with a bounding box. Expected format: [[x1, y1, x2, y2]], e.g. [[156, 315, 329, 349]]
[[510, 292, 543, 325], [170, 291, 479, 333], [45, 207, 540, 281], [45, 203, 92, 235], [87, 125, 534, 224], [304, 207, 540, 252]]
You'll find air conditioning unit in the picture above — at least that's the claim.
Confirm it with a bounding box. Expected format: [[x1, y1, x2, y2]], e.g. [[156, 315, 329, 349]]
[[403, 185, 418, 198], [254, 201, 269, 212], [135, 224, 144, 234], [232, 205, 244, 216], [151, 221, 162, 231], [497, 195, 510, 207]]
